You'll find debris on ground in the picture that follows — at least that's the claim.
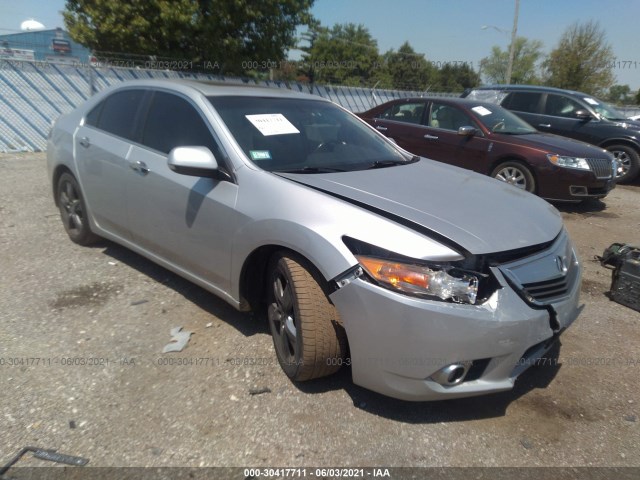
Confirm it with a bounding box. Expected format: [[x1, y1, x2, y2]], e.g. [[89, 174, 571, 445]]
[[162, 327, 193, 353], [249, 387, 272, 396]]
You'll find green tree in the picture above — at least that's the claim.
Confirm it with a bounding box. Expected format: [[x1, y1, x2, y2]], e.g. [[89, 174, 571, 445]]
[[543, 21, 614, 96], [302, 23, 381, 86], [63, 0, 314, 75], [479, 37, 544, 84], [381, 42, 437, 91], [607, 84, 631, 104], [636, 89, 640, 105], [435, 63, 481, 92]]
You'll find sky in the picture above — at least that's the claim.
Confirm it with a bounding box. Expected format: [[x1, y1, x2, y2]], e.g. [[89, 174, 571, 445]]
[[1, 0, 638, 90]]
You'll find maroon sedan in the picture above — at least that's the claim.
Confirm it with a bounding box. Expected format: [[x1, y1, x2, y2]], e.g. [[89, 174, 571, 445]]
[[359, 98, 616, 202]]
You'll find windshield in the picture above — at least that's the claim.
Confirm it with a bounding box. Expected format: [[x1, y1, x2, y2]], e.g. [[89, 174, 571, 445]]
[[470, 104, 537, 134], [208, 96, 411, 172], [582, 96, 628, 121]]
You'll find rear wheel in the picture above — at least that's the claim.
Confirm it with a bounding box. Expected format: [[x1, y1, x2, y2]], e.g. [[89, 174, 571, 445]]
[[267, 252, 347, 381], [491, 161, 536, 193], [606, 144, 640, 183], [57, 172, 99, 245]]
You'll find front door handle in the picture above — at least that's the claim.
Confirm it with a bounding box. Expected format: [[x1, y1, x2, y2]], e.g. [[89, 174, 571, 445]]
[[79, 137, 91, 148], [424, 134, 439, 140], [538, 124, 551, 128], [376, 126, 388, 131], [129, 160, 149, 175]]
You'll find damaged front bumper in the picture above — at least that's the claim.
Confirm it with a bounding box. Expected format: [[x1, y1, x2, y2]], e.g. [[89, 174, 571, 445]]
[[330, 238, 583, 401]]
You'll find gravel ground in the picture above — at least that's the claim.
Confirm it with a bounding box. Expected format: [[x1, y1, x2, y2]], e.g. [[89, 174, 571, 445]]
[[0, 152, 639, 473]]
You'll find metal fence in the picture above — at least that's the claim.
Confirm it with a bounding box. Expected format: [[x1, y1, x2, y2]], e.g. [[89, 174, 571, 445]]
[[0, 59, 459, 153]]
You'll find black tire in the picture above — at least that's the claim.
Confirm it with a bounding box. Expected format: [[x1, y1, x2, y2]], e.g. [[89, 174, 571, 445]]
[[267, 252, 347, 381], [56, 172, 99, 245], [490, 161, 536, 193], [606, 144, 640, 184]]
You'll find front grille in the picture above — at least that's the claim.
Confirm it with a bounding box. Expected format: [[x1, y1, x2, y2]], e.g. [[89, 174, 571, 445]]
[[497, 230, 580, 306], [586, 158, 613, 179], [522, 276, 569, 301]]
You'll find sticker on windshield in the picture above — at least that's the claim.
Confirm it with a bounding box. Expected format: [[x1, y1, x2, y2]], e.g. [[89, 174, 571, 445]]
[[471, 106, 493, 116], [583, 97, 599, 105], [245, 113, 300, 136], [249, 150, 272, 161]]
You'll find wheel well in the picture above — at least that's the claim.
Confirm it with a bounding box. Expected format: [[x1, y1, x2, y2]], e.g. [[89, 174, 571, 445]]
[[238, 245, 331, 313], [51, 165, 73, 206], [600, 140, 640, 154], [488, 157, 538, 193], [488, 157, 535, 177]]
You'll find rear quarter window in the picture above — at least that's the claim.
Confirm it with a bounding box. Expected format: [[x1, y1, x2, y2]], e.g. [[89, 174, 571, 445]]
[[464, 89, 508, 105]]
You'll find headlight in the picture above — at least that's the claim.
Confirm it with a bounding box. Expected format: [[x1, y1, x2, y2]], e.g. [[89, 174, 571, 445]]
[[356, 255, 479, 304], [547, 154, 590, 171]]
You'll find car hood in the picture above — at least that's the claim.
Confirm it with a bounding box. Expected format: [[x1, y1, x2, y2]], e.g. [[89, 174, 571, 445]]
[[498, 132, 609, 157], [277, 160, 562, 255]]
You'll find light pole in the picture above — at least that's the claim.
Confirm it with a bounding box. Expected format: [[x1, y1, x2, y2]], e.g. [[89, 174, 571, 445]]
[[506, 0, 520, 85], [481, 0, 520, 85]]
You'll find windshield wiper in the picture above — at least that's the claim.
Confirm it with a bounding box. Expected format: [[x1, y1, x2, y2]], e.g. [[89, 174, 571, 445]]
[[276, 166, 348, 174], [366, 157, 419, 169]]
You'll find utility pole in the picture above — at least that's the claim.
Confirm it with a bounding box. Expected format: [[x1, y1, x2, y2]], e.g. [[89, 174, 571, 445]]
[[505, 0, 520, 85]]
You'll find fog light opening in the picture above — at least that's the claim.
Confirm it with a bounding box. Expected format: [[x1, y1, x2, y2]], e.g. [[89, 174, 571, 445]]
[[569, 185, 588, 196], [431, 362, 471, 386]]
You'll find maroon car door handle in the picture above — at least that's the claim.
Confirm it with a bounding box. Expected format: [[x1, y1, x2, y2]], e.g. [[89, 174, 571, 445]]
[[376, 126, 388, 131], [538, 123, 551, 128], [424, 134, 439, 140]]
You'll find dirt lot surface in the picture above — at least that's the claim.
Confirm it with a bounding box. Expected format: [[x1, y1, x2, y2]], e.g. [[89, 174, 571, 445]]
[[1, 152, 639, 473]]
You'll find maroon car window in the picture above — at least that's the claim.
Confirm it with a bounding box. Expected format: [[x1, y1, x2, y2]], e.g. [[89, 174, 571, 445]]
[[376, 102, 425, 125], [429, 103, 474, 131]]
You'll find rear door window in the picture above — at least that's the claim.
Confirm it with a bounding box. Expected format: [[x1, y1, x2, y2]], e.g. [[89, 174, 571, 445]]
[[376, 102, 426, 124], [95, 89, 146, 140], [503, 92, 543, 113]]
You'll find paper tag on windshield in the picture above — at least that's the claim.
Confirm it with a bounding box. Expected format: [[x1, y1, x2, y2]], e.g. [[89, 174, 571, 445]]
[[472, 106, 492, 116], [583, 97, 599, 105], [245, 114, 300, 136]]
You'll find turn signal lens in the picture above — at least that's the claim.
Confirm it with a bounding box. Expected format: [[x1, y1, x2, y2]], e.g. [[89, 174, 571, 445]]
[[356, 255, 478, 304]]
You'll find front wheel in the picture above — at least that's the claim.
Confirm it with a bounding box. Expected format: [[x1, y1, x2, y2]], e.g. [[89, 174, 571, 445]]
[[56, 172, 99, 245], [267, 252, 347, 381], [491, 161, 536, 193], [607, 144, 640, 183]]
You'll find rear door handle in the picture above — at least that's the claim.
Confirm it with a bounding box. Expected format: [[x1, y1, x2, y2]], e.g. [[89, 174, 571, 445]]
[[424, 134, 439, 140], [376, 126, 388, 131], [129, 160, 149, 175], [538, 124, 551, 128], [79, 137, 91, 148]]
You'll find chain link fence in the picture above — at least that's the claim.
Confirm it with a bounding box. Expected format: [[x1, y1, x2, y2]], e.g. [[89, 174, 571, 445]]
[[0, 58, 460, 153]]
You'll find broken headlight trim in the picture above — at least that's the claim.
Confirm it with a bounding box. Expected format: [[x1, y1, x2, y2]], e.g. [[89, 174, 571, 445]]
[[356, 255, 479, 304]]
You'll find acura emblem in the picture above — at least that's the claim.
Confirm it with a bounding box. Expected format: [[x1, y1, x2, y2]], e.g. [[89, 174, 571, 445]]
[[555, 255, 568, 274]]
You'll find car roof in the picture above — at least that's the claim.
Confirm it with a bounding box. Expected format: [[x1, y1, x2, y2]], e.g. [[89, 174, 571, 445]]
[[469, 84, 591, 98], [376, 96, 504, 109], [102, 78, 326, 101]]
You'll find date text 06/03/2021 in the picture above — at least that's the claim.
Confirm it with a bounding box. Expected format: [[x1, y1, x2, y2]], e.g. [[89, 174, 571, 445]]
[[243, 467, 391, 477]]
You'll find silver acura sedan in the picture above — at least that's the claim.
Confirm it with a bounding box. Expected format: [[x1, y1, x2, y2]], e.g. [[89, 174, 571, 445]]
[[47, 80, 582, 401]]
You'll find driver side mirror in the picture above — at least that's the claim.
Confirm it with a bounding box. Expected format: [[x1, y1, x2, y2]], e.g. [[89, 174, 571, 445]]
[[574, 109, 593, 120], [458, 126, 478, 136], [168, 146, 219, 177]]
